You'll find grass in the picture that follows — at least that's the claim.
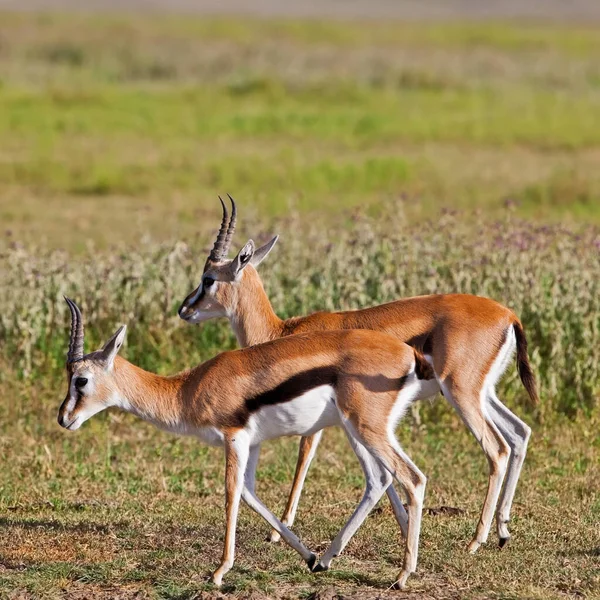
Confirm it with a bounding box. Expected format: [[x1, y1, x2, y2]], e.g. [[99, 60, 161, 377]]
[[1, 14, 600, 248], [1, 211, 599, 597], [0, 11, 599, 599], [0, 377, 598, 599]]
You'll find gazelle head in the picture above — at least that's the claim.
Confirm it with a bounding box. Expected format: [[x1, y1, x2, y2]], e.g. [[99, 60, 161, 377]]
[[58, 297, 127, 431], [178, 195, 278, 324]]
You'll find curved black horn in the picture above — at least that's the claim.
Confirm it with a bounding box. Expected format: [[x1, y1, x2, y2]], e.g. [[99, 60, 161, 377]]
[[223, 194, 237, 257], [64, 296, 84, 363], [209, 197, 230, 261]]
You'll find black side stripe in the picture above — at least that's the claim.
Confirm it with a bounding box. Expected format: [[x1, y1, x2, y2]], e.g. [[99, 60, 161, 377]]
[[225, 366, 337, 428], [224, 366, 410, 428], [245, 366, 338, 414]]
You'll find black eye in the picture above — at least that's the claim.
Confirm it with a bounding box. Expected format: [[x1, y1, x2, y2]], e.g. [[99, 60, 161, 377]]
[[203, 277, 215, 288], [75, 377, 88, 389]]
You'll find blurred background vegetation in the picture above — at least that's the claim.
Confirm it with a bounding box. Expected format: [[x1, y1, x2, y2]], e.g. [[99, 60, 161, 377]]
[[0, 4, 598, 599], [1, 12, 600, 249], [1, 9, 598, 412]]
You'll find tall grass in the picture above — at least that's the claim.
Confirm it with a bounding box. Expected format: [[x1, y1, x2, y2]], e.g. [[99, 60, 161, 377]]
[[2, 210, 598, 418], [2, 13, 600, 253]]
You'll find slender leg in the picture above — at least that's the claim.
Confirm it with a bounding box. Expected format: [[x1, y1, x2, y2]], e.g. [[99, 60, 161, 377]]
[[211, 430, 249, 586], [385, 482, 409, 539], [314, 432, 393, 571], [364, 434, 427, 589], [242, 445, 317, 567], [270, 431, 323, 543], [384, 380, 441, 540], [440, 383, 511, 553], [488, 390, 531, 546]]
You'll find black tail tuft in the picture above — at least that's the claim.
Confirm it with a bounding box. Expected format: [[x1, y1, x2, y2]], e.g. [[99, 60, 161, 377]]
[[513, 321, 539, 406], [414, 350, 435, 381]]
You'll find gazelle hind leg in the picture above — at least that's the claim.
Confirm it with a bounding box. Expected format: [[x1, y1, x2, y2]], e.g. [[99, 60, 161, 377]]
[[487, 390, 531, 546], [441, 383, 511, 553], [269, 431, 323, 543], [385, 484, 409, 539], [384, 378, 441, 541], [314, 433, 392, 572], [364, 436, 426, 589]]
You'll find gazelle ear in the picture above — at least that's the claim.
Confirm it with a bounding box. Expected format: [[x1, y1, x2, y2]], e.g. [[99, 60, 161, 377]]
[[101, 325, 127, 369], [230, 240, 255, 276], [250, 235, 278, 268]]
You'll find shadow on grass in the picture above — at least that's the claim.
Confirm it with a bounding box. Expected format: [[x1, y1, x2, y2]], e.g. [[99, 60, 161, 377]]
[[559, 546, 600, 557], [0, 516, 128, 534]]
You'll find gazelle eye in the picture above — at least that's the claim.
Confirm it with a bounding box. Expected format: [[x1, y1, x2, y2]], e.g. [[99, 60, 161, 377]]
[[203, 277, 215, 288], [75, 377, 88, 389]]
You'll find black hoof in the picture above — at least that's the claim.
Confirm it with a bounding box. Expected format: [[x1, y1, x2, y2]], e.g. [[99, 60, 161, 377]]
[[499, 537, 510, 549], [311, 562, 329, 573], [306, 554, 317, 570]]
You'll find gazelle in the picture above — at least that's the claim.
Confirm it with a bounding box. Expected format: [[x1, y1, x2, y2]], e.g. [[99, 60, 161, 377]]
[[58, 297, 436, 588], [178, 197, 538, 553]]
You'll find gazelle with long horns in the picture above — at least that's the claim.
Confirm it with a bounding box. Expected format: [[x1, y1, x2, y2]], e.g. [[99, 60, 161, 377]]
[[178, 197, 538, 553], [59, 297, 436, 588]]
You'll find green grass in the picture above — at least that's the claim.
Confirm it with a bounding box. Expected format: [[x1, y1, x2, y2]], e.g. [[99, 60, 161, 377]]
[[1, 14, 600, 249], [0, 377, 598, 599], [1, 210, 598, 597], [1, 12, 599, 599]]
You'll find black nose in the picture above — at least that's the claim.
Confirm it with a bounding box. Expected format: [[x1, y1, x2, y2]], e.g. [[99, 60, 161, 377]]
[[178, 304, 189, 319]]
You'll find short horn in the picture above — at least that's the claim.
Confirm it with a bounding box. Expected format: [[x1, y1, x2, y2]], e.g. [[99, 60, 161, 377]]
[[209, 197, 229, 261], [64, 296, 84, 362], [223, 194, 237, 257]]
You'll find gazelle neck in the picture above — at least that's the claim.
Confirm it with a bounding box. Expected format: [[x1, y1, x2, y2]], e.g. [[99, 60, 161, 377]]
[[228, 266, 284, 348], [112, 356, 188, 429]]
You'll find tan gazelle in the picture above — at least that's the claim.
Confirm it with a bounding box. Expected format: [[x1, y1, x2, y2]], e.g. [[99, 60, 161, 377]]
[[178, 197, 538, 553], [58, 297, 435, 588]]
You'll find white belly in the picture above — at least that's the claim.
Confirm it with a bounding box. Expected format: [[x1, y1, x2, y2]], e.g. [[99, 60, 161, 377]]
[[247, 385, 339, 444], [157, 419, 226, 447]]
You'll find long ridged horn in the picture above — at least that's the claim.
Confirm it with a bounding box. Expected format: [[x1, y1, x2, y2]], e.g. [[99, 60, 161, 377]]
[[64, 296, 84, 363], [208, 197, 229, 261], [222, 194, 237, 257]]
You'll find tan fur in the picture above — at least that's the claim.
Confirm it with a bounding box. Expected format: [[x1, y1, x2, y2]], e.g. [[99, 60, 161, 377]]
[[61, 330, 420, 433], [184, 264, 520, 381], [178, 244, 537, 553], [59, 323, 430, 588]]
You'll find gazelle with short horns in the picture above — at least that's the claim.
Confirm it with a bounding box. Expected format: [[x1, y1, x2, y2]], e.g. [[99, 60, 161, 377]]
[[178, 197, 538, 553], [59, 297, 436, 588]]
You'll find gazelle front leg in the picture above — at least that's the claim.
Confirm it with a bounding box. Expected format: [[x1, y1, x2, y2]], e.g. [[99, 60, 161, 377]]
[[243, 444, 317, 568], [212, 430, 249, 586], [270, 431, 323, 543]]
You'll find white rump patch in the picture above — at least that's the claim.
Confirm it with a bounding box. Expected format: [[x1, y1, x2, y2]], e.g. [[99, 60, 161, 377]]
[[481, 328, 517, 410]]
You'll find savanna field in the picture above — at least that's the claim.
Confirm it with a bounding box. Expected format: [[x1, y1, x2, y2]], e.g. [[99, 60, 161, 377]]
[[0, 8, 599, 600]]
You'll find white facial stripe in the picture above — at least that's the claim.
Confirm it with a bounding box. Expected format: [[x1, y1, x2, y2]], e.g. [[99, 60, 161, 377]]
[[185, 309, 225, 324], [71, 399, 108, 427]]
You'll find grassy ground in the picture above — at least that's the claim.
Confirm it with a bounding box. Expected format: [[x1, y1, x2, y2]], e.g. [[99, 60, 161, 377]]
[[0, 12, 599, 600], [0, 378, 598, 600], [1, 15, 600, 249], [1, 212, 599, 599]]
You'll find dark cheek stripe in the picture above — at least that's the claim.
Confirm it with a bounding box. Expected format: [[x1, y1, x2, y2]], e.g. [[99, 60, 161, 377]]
[[189, 287, 205, 307]]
